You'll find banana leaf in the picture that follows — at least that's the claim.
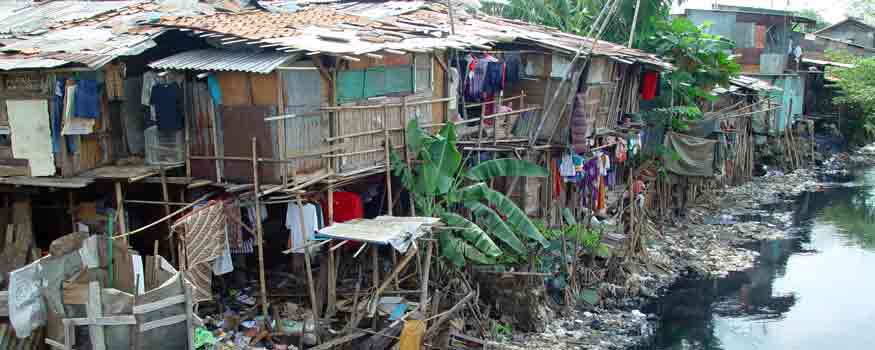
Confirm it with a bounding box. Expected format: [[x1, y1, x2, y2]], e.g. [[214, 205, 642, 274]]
[[466, 159, 548, 181], [426, 128, 461, 194], [464, 201, 527, 255], [562, 208, 577, 225], [406, 119, 430, 153], [439, 231, 494, 267], [462, 184, 548, 247], [440, 213, 501, 258]]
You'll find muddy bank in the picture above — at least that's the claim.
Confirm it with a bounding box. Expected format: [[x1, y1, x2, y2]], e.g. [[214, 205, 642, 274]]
[[492, 167, 827, 350]]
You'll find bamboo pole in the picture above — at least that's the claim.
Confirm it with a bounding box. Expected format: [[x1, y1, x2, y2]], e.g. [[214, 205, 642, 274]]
[[160, 165, 178, 267], [401, 97, 415, 216], [384, 105, 394, 216], [295, 193, 321, 342], [420, 241, 433, 316], [251, 137, 269, 319], [371, 245, 380, 330], [115, 182, 128, 246]]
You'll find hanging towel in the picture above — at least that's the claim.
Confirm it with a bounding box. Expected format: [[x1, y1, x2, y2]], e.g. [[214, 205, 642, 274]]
[[151, 83, 183, 130]]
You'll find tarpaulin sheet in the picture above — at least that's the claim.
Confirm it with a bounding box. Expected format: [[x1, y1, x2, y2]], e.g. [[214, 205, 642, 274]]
[[663, 131, 717, 177]]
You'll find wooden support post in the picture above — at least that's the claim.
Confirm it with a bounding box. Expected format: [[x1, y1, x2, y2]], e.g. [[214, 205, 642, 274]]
[[151, 240, 159, 290], [251, 137, 269, 319], [420, 241, 433, 316], [326, 248, 337, 317], [400, 97, 415, 216], [182, 271, 195, 350], [383, 105, 394, 216], [477, 102, 486, 163], [160, 165, 178, 267], [296, 193, 321, 343], [68, 191, 76, 233], [371, 245, 380, 330], [87, 282, 106, 350], [114, 182, 127, 246]]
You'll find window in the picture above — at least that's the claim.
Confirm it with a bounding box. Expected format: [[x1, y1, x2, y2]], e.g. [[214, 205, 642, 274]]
[[337, 65, 414, 103]]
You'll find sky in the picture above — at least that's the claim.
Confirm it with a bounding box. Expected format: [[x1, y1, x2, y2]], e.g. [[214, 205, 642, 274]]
[[672, 0, 853, 23]]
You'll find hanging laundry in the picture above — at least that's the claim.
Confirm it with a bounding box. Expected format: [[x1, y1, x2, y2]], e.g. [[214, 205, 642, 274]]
[[141, 71, 158, 106], [172, 201, 228, 302], [466, 56, 489, 101], [484, 60, 505, 94], [286, 202, 318, 254], [504, 52, 522, 84], [150, 82, 183, 130], [207, 75, 222, 105], [559, 152, 576, 177], [641, 71, 659, 101], [323, 191, 364, 223], [50, 78, 64, 153], [224, 199, 243, 251], [73, 79, 100, 118], [245, 203, 268, 223]]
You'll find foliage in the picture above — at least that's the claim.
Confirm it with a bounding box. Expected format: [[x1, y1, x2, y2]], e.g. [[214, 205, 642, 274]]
[[829, 57, 875, 140], [794, 9, 830, 33], [642, 17, 740, 129], [392, 120, 549, 267], [480, 0, 673, 48], [850, 0, 875, 26]]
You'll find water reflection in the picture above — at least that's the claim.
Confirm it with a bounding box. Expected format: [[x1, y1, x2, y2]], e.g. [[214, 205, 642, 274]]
[[641, 168, 875, 350]]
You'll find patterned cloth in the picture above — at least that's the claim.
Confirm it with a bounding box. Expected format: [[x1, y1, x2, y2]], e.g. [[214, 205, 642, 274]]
[[223, 198, 243, 250], [173, 201, 227, 302]]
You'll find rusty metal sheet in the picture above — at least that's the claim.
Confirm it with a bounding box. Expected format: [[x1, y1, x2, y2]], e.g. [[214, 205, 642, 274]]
[[220, 105, 279, 184]]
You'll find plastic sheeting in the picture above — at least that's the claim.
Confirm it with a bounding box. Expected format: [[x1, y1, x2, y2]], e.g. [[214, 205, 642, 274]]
[[663, 132, 718, 177]]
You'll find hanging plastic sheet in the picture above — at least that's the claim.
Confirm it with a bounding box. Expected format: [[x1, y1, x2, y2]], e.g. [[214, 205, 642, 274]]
[[663, 132, 718, 177]]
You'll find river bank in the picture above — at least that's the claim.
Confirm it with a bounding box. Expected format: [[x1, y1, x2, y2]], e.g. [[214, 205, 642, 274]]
[[493, 158, 849, 349]]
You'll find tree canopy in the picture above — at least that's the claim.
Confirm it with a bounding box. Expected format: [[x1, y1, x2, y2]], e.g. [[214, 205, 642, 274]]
[[480, 0, 673, 48]]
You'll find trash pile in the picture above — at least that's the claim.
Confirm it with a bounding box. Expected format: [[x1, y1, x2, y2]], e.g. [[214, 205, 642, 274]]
[[490, 309, 653, 350]]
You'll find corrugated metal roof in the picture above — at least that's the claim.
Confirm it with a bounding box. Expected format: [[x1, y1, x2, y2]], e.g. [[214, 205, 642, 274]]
[[0, 1, 139, 34], [148, 49, 296, 74], [154, 1, 671, 69], [0, 57, 69, 70]]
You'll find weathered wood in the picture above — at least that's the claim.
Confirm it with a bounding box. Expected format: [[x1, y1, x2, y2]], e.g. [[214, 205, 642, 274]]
[[425, 291, 475, 337], [115, 182, 128, 246], [182, 271, 195, 350], [132, 295, 186, 314], [139, 314, 187, 332], [67, 316, 136, 326], [87, 281, 106, 350], [306, 331, 367, 350], [0, 291, 7, 316]]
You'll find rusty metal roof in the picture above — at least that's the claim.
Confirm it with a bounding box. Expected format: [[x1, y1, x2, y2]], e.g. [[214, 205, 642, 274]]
[[0, 1, 167, 70], [152, 1, 671, 69], [148, 49, 297, 73]]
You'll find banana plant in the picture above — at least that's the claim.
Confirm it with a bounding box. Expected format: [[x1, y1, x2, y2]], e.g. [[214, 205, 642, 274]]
[[391, 119, 549, 267]]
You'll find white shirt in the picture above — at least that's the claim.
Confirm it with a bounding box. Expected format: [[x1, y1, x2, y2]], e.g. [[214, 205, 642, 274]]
[[286, 203, 318, 254]]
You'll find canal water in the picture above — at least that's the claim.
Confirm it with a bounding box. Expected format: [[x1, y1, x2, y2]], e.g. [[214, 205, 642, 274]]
[[641, 167, 875, 350]]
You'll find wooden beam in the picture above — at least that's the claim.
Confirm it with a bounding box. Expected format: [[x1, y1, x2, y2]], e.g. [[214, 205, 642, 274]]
[[87, 282, 106, 350], [132, 295, 186, 314], [139, 314, 188, 332], [252, 138, 270, 319]]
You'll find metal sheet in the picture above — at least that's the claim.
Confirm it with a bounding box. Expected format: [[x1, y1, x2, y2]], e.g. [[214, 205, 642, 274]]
[[220, 105, 279, 184], [0, 1, 138, 34], [0, 58, 69, 70], [148, 49, 295, 74], [687, 9, 735, 39]]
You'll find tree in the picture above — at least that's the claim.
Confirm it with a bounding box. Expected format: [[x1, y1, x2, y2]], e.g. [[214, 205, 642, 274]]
[[850, 0, 875, 25], [829, 56, 875, 142], [391, 120, 549, 266], [642, 18, 741, 127], [795, 9, 830, 33], [480, 0, 673, 48]]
